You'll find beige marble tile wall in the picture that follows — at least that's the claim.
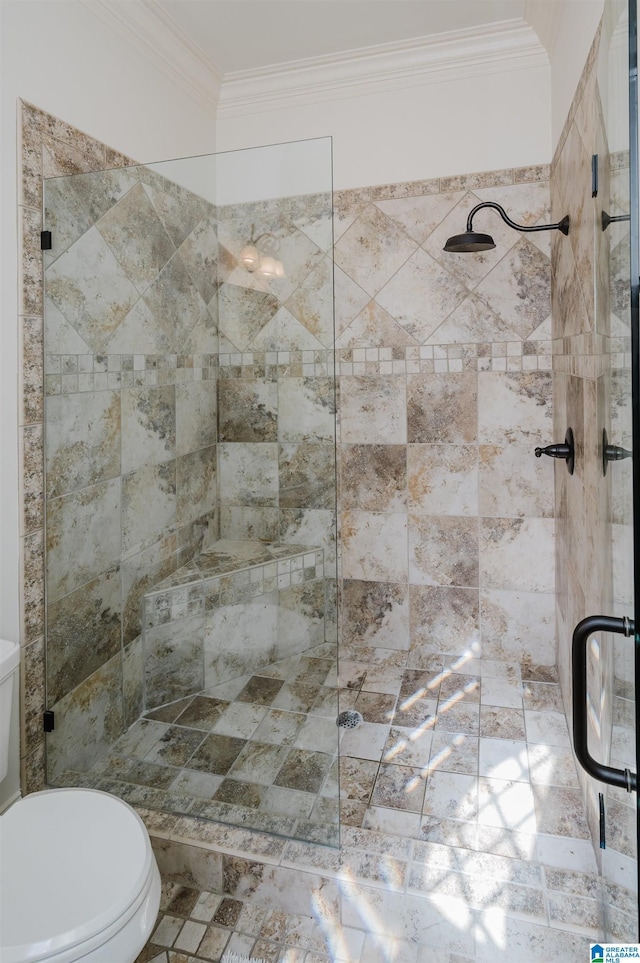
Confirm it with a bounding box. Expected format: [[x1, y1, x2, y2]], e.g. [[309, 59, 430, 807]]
[[43, 164, 219, 781], [331, 168, 555, 673], [17, 101, 135, 793], [550, 19, 636, 935], [215, 195, 336, 567], [17, 102, 556, 812]]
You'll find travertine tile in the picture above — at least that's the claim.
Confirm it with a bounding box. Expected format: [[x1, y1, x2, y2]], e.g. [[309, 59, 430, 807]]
[[479, 737, 530, 782], [423, 770, 478, 820], [372, 763, 426, 812], [341, 579, 409, 651], [340, 721, 389, 762], [410, 585, 480, 656], [524, 709, 571, 748], [218, 380, 277, 444], [374, 190, 463, 243], [478, 371, 552, 444], [334, 203, 417, 297], [480, 518, 555, 593], [479, 706, 526, 740], [339, 375, 407, 444], [429, 731, 479, 774], [480, 589, 556, 665], [409, 514, 479, 587], [407, 372, 477, 444], [474, 238, 550, 340], [376, 247, 469, 343], [341, 510, 408, 582], [531, 785, 591, 838], [47, 567, 121, 703], [479, 443, 554, 518], [408, 444, 478, 517], [477, 776, 537, 833]]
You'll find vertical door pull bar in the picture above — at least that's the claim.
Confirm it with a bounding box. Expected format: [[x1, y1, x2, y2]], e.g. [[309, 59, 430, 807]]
[[572, 615, 637, 791]]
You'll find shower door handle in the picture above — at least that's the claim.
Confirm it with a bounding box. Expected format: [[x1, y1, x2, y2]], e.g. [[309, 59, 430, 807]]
[[572, 614, 637, 791]]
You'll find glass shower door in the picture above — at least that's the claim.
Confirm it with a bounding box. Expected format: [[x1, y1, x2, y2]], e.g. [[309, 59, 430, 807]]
[[42, 138, 339, 848], [572, 0, 640, 937]]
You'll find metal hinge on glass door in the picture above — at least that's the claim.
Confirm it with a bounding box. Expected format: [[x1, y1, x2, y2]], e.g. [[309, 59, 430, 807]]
[[572, 615, 637, 792]]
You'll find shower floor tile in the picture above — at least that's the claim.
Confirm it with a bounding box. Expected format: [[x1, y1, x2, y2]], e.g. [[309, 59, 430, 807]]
[[144, 726, 208, 767], [173, 696, 230, 729], [90, 650, 597, 860], [252, 707, 307, 745], [236, 674, 286, 705], [274, 748, 334, 793], [138, 855, 601, 962], [101, 651, 607, 960], [213, 778, 264, 808], [228, 741, 290, 784], [212, 701, 268, 738], [89, 648, 341, 846], [187, 733, 248, 775], [479, 704, 526, 739]]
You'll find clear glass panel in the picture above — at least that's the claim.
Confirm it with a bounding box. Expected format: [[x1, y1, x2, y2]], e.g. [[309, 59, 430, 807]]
[[42, 138, 339, 847], [597, 0, 637, 935]]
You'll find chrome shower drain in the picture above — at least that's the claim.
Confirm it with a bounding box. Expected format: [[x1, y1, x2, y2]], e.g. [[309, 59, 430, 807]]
[[336, 710, 363, 729]]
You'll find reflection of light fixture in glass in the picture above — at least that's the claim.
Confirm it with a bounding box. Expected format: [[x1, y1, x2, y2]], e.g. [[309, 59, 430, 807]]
[[239, 225, 286, 278], [239, 245, 260, 271]]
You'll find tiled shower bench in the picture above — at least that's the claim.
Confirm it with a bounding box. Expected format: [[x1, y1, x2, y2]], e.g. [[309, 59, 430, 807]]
[[142, 538, 328, 716]]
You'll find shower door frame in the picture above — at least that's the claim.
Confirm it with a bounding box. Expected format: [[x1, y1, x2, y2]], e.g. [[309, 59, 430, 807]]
[[630, 0, 640, 928]]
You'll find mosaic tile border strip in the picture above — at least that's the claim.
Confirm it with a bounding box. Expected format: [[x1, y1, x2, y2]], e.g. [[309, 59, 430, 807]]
[[44, 354, 217, 395], [338, 342, 552, 375], [218, 350, 334, 380], [217, 190, 331, 220], [145, 550, 325, 627], [333, 164, 550, 209], [217, 342, 554, 379], [552, 334, 631, 357], [42, 341, 575, 388], [553, 354, 631, 380], [552, 334, 632, 380], [216, 166, 550, 223]]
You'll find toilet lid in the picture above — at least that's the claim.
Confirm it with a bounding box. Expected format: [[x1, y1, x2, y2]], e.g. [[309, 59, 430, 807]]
[[0, 788, 154, 963]]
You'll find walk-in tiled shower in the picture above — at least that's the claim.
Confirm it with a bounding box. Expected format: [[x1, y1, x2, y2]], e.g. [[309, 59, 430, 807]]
[[15, 2, 633, 953]]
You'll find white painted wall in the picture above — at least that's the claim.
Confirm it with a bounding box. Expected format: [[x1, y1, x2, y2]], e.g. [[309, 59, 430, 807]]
[[526, 0, 606, 148], [215, 137, 333, 205], [148, 138, 334, 207], [217, 61, 551, 191], [0, 0, 216, 808], [216, 2, 611, 194]]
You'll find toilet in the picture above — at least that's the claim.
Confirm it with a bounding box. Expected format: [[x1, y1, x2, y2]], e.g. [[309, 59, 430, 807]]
[[0, 640, 161, 962]]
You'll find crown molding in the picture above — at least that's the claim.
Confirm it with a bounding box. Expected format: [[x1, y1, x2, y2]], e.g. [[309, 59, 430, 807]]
[[78, 5, 548, 120], [218, 19, 549, 117], [80, 0, 222, 114], [524, 0, 562, 63]]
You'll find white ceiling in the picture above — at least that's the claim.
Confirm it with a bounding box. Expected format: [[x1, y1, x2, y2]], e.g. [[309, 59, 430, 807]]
[[157, 0, 528, 75]]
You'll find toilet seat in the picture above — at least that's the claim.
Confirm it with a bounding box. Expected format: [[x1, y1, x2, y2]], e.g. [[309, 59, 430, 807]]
[[0, 788, 158, 963]]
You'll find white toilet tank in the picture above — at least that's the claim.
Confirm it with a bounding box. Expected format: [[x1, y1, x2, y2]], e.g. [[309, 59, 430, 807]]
[[0, 640, 20, 783]]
